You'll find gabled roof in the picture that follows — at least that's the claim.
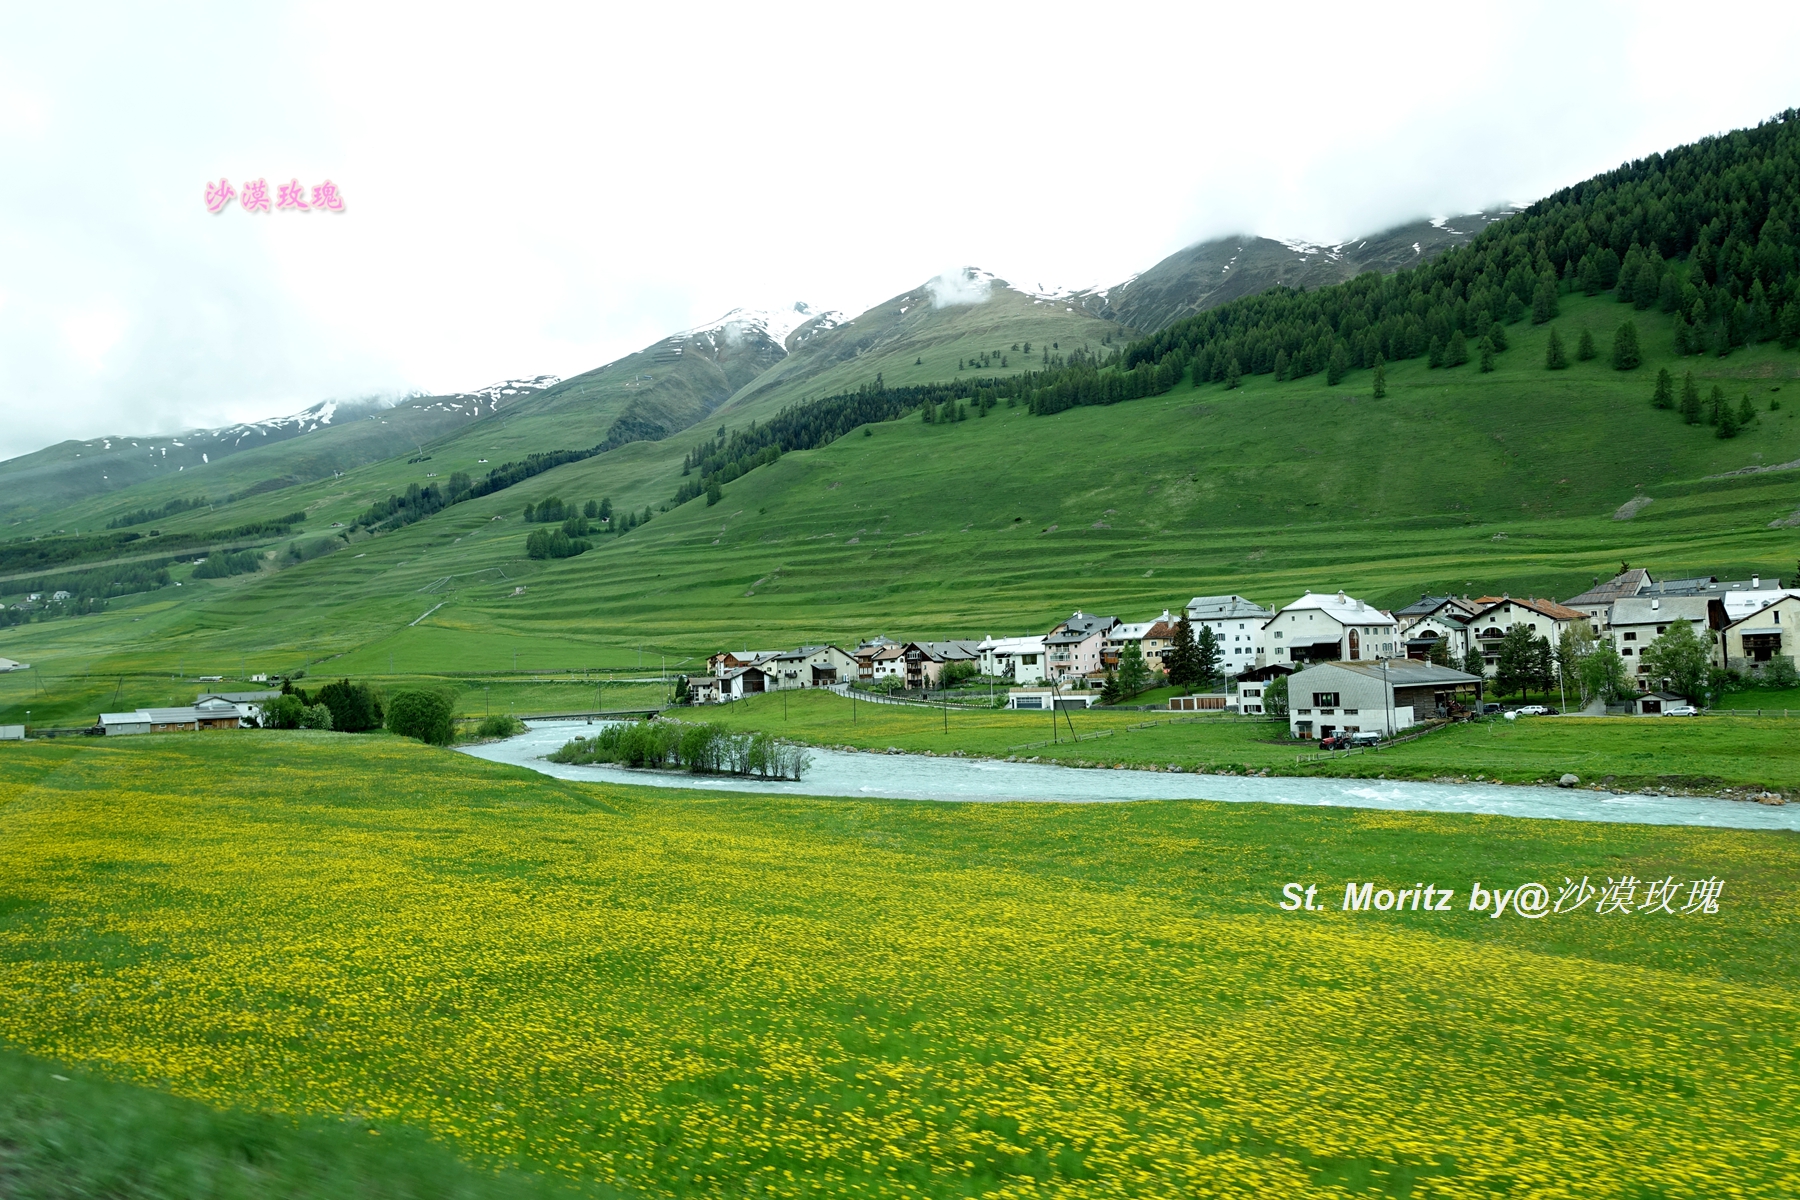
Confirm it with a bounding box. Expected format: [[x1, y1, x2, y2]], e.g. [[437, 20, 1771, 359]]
[[978, 634, 1046, 653], [195, 690, 280, 704], [1563, 568, 1653, 608], [1723, 592, 1800, 630], [1609, 595, 1721, 626], [1394, 594, 1480, 619], [909, 640, 980, 661], [1277, 591, 1397, 626], [100, 710, 151, 723], [1186, 594, 1275, 620], [1470, 596, 1588, 623]]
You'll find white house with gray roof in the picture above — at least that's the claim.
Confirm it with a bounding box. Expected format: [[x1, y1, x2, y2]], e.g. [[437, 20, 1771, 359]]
[[1185, 595, 1275, 675], [1287, 660, 1482, 739], [1263, 591, 1400, 666]]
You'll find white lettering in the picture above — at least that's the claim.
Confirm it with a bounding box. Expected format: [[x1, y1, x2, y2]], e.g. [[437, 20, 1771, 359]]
[[1281, 883, 1304, 910], [1434, 890, 1454, 911], [1469, 882, 1491, 912], [1303, 884, 1318, 911], [1343, 881, 1373, 911], [1491, 888, 1516, 918], [1374, 888, 1396, 911]]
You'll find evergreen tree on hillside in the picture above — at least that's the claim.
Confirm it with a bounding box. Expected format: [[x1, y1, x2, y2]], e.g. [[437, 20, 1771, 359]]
[[1652, 367, 1674, 409], [1576, 328, 1597, 361], [1327, 343, 1350, 384], [1487, 322, 1508, 352], [1739, 394, 1758, 427], [1681, 372, 1702, 423], [1531, 273, 1560, 323], [1445, 330, 1470, 368], [1546, 328, 1570, 370], [1225, 357, 1242, 389], [1633, 262, 1661, 309], [1708, 383, 1727, 425], [1462, 646, 1488, 699], [1612, 321, 1643, 370], [1372, 357, 1387, 398], [1478, 337, 1496, 372]]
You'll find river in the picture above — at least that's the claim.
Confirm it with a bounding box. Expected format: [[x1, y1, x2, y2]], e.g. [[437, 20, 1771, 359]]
[[456, 720, 1800, 832]]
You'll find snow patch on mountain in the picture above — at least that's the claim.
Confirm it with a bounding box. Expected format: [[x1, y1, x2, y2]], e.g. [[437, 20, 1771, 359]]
[[678, 303, 835, 351], [927, 268, 994, 308]]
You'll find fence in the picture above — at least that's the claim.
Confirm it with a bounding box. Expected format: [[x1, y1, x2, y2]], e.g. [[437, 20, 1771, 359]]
[[1292, 719, 1451, 764]]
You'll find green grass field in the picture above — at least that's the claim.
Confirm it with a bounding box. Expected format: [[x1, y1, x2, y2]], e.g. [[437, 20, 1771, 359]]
[[689, 688, 1800, 792], [0, 733, 1794, 1197]]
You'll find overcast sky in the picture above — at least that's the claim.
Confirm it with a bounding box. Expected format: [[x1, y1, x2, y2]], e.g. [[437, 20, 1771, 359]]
[[3, 2, 1798, 460]]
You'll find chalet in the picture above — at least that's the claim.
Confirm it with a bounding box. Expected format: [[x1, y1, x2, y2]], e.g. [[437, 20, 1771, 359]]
[[1465, 596, 1590, 679], [1185, 595, 1275, 675], [1044, 612, 1117, 681], [1562, 568, 1654, 629], [1287, 660, 1481, 740], [1393, 594, 1480, 661], [686, 676, 723, 704], [1720, 593, 1800, 675], [1263, 591, 1399, 666], [1108, 612, 1179, 674], [767, 644, 858, 689], [719, 665, 776, 700], [709, 650, 778, 677], [852, 636, 903, 681], [977, 634, 1047, 684], [868, 644, 908, 682], [903, 640, 981, 688], [1607, 595, 1727, 687]]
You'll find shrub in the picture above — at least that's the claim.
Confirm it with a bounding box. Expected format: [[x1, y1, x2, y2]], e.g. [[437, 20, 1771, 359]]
[[473, 715, 525, 739], [385, 690, 456, 746], [316, 679, 383, 732], [258, 694, 305, 729], [299, 704, 333, 730]]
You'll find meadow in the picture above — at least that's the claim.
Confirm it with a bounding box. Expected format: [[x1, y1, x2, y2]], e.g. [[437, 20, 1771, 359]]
[[694, 688, 1800, 793], [1, 732, 1796, 1198]]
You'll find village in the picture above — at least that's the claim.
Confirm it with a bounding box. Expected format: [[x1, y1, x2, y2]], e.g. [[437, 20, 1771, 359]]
[[694, 567, 1800, 743]]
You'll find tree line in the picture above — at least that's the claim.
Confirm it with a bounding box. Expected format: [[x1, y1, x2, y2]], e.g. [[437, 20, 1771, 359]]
[[0, 514, 306, 577]]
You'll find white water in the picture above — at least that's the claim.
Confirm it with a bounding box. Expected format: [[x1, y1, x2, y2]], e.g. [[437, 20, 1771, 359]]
[[457, 721, 1800, 833]]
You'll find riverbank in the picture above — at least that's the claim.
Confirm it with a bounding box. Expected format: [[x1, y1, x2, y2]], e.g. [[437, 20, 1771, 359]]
[[683, 689, 1800, 801]]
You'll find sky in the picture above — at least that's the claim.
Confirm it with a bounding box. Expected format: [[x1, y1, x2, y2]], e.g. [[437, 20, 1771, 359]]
[[3, 2, 1799, 461]]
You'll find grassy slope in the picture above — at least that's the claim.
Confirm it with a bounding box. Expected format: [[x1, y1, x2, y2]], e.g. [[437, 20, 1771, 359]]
[[0, 733, 1794, 1196], [688, 688, 1800, 792], [3, 292, 1799, 726]]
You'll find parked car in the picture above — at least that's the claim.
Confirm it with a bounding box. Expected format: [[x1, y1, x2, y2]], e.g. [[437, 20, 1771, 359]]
[[1515, 705, 1551, 716], [1661, 705, 1701, 717], [1482, 703, 1503, 714], [1348, 731, 1383, 747]]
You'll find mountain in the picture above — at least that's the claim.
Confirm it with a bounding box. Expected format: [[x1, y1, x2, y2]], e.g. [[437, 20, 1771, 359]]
[[0, 379, 557, 530], [1072, 212, 1517, 333], [714, 271, 1131, 425]]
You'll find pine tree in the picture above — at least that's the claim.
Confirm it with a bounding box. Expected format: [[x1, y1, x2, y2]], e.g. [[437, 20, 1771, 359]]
[[1576, 328, 1597, 361], [1579, 255, 1602, 295], [1165, 617, 1199, 690], [1273, 349, 1290, 381], [1739, 394, 1757, 427], [1371, 357, 1387, 398], [1632, 262, 1660, 309], [1428, 336, 1445, 368], [1611, 321, 1642, 370], [1194, 626, 1222, 684], [1100, 670, 1122, 706], [1708, 384, 1726, 425], [1545, 328, 1569, 370], [1531, 273, 1560, 323], [1717, 399, 1740, 438], [1445, 330, 1469, 367], [1478, 337, 1495, 372], [1487, 321, 1508, 352], [1651, 367, 1674, 409], [1681, 372, 1702, 423], [1327, 344, 1349, 384], [1225, 357, 1242, 389]]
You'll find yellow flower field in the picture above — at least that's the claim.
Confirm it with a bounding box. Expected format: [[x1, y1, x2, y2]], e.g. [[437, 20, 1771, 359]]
[[0, 733, 1795, 1198]]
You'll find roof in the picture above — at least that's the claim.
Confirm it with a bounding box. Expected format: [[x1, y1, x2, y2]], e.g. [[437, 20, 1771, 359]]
[[1648, 576, 1780, 597], [1297, 660, 1482, 686], [1111, 615, 1177, 641], [0, 657, 28, 672], [1470, 596, 1588, 622], [909, 640, 980, 661], [1563, 568, 1653, 608], [978, 634, 1046, 653], [195, 690, 280, 703], [1610, 595, 1720, 626], [719, 664, 775, 680], [1725, 593, 1800, 629], [1395, 594, 1481, 619], [100, 710, 151, 724], [1049, 612, 1118, 638], [1186, 594, 1275, 620], [1723, 589, 1800, 620], [1277, 591, 1397, 626]]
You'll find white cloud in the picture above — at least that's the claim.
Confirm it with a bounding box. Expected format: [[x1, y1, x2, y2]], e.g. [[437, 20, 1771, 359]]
[[926, 268, 992, 309], [3, 0, 1800, 459]]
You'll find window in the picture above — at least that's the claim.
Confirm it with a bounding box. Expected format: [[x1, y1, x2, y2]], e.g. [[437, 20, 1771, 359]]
[[1657, 626, 1667, 634], [1621, 647, 1632, 656], [1312, 692, 1340, 707], [1623, 632, 1636, 641], [1274, 631, 1283, 638], [1343, 708, 1359, 715]]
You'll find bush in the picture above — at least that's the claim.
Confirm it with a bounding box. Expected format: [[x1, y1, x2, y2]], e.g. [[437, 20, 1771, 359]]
[[316, 679, 383, 732], [550, 720, 810, 779], [299, 703, 333, 730], [474, 715, 525, 739], [939, 661, 979, 687], [385, 690, 456, 746], [258, 694, 305, 729]]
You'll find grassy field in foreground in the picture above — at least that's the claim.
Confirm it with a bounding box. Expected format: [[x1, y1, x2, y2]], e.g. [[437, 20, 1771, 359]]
[[0, 734, 1795, 1198], [692, 689, 1800, 792]]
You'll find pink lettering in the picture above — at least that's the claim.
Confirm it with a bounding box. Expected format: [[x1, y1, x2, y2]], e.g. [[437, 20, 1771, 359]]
[[309, 180, 346, 212], [275, 179, 310, 211], [203, 178, 236, 214], [240, 178, 271, 213]]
